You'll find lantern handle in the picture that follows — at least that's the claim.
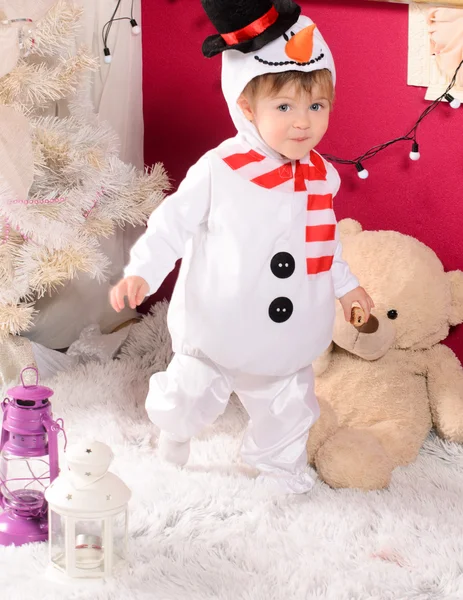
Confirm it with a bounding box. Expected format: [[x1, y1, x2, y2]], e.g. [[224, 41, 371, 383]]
[[42, 415, 67, 483], [53, 418, 68, 452], [20, 366, 39, 388], [42, 415, 67, 451]]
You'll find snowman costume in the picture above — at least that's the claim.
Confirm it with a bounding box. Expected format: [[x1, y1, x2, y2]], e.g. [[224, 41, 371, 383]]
[[124, 3, 359, 493]]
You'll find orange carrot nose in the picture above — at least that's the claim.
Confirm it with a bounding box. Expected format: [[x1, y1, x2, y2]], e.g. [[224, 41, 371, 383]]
[[285, 24, 316, 63]]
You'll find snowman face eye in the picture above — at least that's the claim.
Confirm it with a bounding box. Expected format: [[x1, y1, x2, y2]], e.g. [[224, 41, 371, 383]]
[[283, 30, 296, 42]]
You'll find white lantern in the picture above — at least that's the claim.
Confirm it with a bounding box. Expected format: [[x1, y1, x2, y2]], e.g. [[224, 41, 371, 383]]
[[44, 440, 131, 580]]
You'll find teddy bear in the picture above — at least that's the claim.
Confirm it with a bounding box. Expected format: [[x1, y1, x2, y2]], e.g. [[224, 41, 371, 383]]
[[307, 219, 463, 490]]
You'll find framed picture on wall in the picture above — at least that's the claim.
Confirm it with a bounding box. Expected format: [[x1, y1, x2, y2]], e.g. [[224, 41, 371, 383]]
[[406, 2, 463, 102], [366, 2, 463, 100]]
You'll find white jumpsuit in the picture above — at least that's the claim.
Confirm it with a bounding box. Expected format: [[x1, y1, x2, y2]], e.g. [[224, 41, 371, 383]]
[[124, 16, 359, 492]]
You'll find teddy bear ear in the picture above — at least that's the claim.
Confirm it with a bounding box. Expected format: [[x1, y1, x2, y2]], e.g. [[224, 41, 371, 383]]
[[449, 270, 463, 326], [338, 219, 363, 240]]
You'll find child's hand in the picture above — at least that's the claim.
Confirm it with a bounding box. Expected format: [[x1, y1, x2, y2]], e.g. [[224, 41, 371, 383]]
[[338, 286, 374, 323], [110, 276, 149, 312]]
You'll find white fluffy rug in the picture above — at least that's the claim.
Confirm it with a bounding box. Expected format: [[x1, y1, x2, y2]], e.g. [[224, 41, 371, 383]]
[[1, 302, 463, 600]]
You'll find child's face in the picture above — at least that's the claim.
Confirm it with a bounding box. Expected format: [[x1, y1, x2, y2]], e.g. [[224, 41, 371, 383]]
[[238, 82, 331, 160]]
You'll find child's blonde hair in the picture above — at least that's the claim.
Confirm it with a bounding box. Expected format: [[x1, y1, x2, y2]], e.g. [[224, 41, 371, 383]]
[[242, 68, 334, 106]]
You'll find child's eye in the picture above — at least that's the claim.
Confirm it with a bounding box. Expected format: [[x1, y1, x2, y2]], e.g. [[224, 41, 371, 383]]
[[278, 104, 290, 112], [310, 103, 323, 111]]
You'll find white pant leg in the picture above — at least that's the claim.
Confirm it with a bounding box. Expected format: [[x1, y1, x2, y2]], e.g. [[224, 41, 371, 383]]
[[236, 365, 319, 493], [146, 354, 234, 442]]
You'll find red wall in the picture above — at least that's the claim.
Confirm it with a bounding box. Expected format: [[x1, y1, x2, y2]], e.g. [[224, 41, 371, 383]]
[[141, 0, 463, 359]]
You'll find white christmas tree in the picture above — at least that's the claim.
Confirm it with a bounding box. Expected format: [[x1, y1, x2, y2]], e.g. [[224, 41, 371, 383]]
[[0, 1, 168, 341]]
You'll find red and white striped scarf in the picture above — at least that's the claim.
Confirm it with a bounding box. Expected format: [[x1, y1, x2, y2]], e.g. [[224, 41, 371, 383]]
[[220, 147, 337, 275]]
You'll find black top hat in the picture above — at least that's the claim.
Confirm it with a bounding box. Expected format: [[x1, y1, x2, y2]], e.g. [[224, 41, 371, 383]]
[[201, 0, 301, 58]]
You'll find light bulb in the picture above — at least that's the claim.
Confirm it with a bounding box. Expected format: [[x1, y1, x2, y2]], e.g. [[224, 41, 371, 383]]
[[444, 93, 461, 109], [409, 141, 420, 161], [103, 47, 112, 64], [130, 19, 141, 35], [355, 162, 369, 180]]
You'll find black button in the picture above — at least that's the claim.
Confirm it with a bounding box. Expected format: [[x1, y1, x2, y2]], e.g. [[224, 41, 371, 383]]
[[270, 252, 295, 279], [269, 297, 293, 323]]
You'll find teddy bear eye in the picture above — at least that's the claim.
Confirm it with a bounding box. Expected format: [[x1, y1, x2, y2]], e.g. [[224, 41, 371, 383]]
[[387, 310, 398, 320]]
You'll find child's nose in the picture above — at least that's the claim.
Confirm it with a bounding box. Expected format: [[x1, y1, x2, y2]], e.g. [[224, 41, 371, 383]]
[[293, 112, 311, 129], [285, 24, 316, 63]]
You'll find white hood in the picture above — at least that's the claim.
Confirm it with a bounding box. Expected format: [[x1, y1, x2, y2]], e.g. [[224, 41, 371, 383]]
[[221, 15, 336, 159]]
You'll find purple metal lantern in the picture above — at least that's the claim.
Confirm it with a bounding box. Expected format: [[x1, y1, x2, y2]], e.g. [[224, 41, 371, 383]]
[[0, 367, 65, 546]]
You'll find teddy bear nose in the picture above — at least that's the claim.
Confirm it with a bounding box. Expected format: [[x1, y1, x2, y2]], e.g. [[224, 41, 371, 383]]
[[285, 24, 316, 63], [356, 315, 379, 334], [350, 307, 379, 333]]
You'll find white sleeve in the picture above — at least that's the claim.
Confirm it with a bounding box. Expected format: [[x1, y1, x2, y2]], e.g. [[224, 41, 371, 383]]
[[124, 155, 211, 295], [325, 161, 360, 298], [331, 233, 360, 299]]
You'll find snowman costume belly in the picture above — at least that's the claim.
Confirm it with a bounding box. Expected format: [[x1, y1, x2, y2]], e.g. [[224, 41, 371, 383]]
[[168, 145, 348, 376], [124, 14, 359, 490]]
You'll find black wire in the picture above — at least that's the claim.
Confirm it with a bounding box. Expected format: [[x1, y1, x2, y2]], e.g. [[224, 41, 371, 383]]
[[322, 58, 463, 166], [102, 0, 123, 49], [102, 0, 138, 51], [102, 15, 132, 46]]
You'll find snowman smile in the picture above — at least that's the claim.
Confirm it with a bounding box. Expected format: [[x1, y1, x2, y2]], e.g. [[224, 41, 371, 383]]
[[254, 51, 324, 67]]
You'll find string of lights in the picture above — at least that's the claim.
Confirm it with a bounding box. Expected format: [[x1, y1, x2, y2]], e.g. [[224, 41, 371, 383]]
[[102, 0, 140, 64], [322, 59, 463, 179]]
